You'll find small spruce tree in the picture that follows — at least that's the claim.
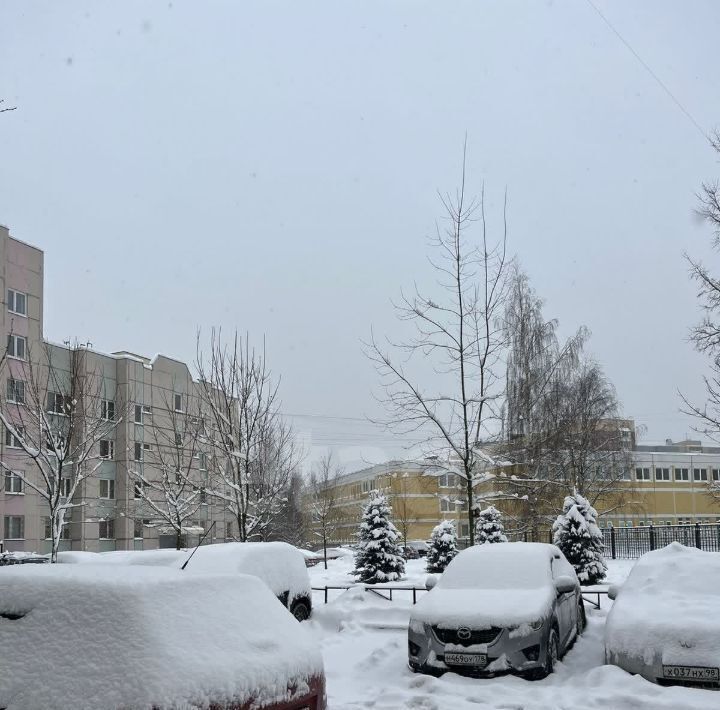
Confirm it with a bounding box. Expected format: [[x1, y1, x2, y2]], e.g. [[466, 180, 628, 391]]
[[474, 505, 508, 544], [426, 520, 458, 573], [352, 490, 405, 583], [552, 492, 607, 585]]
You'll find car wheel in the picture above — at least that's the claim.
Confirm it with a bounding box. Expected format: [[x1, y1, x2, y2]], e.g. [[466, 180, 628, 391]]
[[290, 600, 311, 622], [524, 628, 558, 681], [576, 599, 587, 635]]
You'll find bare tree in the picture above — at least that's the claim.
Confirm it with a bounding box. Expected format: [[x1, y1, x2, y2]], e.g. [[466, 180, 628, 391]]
[[128, 388, 207, 550], [0, 341, 121, 561], [0, 99, 17, 113], [196, 330, 297, 541], [367, 143, 512, 544], [308, 452, 342, 568]]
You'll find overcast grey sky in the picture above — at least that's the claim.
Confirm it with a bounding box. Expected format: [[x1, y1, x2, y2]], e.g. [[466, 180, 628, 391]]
[[1, 1, 719, 469]]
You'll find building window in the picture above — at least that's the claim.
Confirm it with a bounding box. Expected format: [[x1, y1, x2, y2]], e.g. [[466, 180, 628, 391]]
[[655, 467, 671, 481], [4, 471, 23, 494], [133, 481, 148, 499], [7, 289, 27, 316], [99, 439, 114, 460], [98, 519, 115, 539], [99, 479, 115, 499], [7, 334, 26, 360], [101, 399, 115, 421], [47, 392, 69, 415], [439, 473, 460, 487], [713, 469, 720, 482], [200, 487, 207, 504], [6, 378, 25, 404], [59, 478, 72, 497], [458, 522, 470, 538], [134, 405, 144, 424], [4, 425, 24, 448], [134, 442, 151, 461], [174, 393, 183, 412], [3, 515, 24, 540], [226, 521, 233, 539], [675, 467, 690, 482], [634, 467, 651, 481], [134, 519, 144, 539], [199, 452, 208, 470], [693, 468, 708, 482], [440, 498, 462, 512], [43, 517, 71, 540], [174, 432, 183, 446]]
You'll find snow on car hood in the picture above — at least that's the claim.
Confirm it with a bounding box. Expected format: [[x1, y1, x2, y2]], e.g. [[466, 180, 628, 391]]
[[411, 586, 555, 629], [606, 543, 720, 666]]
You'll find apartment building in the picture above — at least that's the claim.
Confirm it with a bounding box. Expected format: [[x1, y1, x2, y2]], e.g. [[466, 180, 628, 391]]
[[0, 225, 235, 555]]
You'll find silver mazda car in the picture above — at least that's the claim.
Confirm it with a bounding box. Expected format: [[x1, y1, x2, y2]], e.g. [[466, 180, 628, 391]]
[[408, 542, 585, 679]]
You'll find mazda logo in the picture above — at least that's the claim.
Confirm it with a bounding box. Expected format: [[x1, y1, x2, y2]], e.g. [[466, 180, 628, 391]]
[[457, 627, 471, 640]]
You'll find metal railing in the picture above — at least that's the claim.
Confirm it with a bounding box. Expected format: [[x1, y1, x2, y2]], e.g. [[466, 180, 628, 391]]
[[602, 523, 720, 559], [312, 585, 429, 604]]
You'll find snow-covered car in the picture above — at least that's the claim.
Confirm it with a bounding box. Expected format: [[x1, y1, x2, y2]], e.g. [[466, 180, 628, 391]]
[[58, 541, 314, 621], [298, 549, 321, 567], [605, 542, 720, 689], [405, 540, 430, 557], [408, 542, 585, 679], [318, 546, 355, 560], [0, 564, 326, 709]]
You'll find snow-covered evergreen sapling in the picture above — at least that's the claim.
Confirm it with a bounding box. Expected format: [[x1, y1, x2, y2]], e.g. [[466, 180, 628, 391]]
[[426, 520, 458, 573], [474, 505, 508, 544], [352, 490, 406, 583], [552, 492, 607, 585]]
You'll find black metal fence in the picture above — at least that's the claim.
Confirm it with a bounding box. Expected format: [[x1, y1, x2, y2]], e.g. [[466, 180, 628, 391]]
[[602, 523, 720, 559]]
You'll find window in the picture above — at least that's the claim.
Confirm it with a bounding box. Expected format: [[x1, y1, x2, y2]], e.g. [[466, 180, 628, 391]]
[[440, 498, 457, 512], [174, 393, 183, 412], [134, 442, 151, 461], [99, 439, 114, 460], [134, 481, 148, 499], [459, 522, 470, 538], [174, 432, 183, 446], [4, 425, 24, 448], [200, 487, 207, 504], [4, 471, 23, 494], [199, 452, 208, 470], [634, 467, 651, 481], [7, 289, 27, 316], [4, 515, 24, 539], [59, 478, 71, 497], [99, 479, 115, 499], [226, 521, 233, 539], [438, 473, 459, 487], [675, 467, 690, 482], [6, 378, 25, 404], [98, 519, 115, 539], [47, 392, 69, 415], [43, 517, 71, 540], [7, 334, 26, 360], [655, 467, 671, 481], [134, 519, 144, 539], [713, 469, 720, 482], [694, 468, 708, 482], [134, 405, 144, 424], [101, 399, 115, 421]]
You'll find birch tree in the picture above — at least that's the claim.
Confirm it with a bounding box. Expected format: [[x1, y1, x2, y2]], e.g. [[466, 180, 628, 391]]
[[367, 144, 512, 544], [196, 330, 297, 541], [0, 341, 121, 561], [309, 451, 342, 568]]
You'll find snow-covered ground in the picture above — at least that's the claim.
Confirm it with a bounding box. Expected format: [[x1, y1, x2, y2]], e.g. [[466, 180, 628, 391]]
[[307, 556, 719, 709]]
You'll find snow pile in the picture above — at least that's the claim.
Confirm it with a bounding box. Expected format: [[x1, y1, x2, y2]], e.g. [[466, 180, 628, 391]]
[[0, 565, 323, 710], [411, 543, 558, 628], [474, 505, 508, 544], [605, 542, 720, 668], [353, 490, 405, 583], [59, 541, 311, 603], [553, 492, 607, 584], [426, 520, 458, 573]]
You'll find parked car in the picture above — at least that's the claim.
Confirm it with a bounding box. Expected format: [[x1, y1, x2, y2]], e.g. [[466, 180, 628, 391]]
[[0, 564, 326, 709], [319, 546, 355, 560], [402, 545, 420, 560], [408, 542, 585, 679], [297, 549, 321, 567], [58, 541, 314, 621], [606, 542, 720, 689], [405, 540, 430, 557]]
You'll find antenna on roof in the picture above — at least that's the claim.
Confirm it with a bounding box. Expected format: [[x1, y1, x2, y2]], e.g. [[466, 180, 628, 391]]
[[180, 520, 216, 571]]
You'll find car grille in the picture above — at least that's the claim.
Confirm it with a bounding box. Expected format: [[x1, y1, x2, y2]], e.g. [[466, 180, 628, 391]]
[[433, 626, 501, 646]]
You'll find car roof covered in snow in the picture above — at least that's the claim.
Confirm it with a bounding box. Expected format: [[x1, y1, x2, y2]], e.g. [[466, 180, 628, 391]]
[[0, 564, 323, 710], [58, 541, 311, 601], [605, 542, 720, 666]]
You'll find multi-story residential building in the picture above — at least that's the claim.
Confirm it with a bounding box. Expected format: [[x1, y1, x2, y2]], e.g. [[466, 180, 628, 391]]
[[0, 225, 235, 554]]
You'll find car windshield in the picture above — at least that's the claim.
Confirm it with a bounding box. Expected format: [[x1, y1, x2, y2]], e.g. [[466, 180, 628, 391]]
[[439, 547, 551, 591]]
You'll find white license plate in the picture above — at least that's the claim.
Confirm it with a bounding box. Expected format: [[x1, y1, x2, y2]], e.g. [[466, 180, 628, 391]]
[[663, 665, 720, 682], [444, 652, 487, 667]]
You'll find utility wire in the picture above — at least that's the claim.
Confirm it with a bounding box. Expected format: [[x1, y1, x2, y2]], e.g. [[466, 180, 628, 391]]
[[585, 0, 709, 142]]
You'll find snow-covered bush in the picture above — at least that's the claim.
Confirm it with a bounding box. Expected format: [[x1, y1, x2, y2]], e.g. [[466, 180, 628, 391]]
[[474, 505, 508, 544], [426, 520, 458, 573], [552, 492, 607, 585], [352, 490, 405, 583]]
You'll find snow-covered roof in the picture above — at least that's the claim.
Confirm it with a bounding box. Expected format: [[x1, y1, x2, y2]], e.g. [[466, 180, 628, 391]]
[[0, 565, 323, 709]]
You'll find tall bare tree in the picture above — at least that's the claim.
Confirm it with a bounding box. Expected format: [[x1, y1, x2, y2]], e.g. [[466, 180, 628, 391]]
[[367, 144, 512, 544], [128, 388, 207, 550], [196, 330, 297, 541], [0, 341, 121, 561], [308, 452, 342, 568]]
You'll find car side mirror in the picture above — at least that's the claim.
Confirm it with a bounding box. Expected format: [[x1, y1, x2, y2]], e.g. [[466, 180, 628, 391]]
[[554, 576, 577, 595], [607, 584, 619, 601], [425, 575, 437, 591]]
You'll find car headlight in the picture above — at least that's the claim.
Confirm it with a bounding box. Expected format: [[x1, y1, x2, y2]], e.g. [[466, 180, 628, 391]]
[[529, 619, 544, 630]]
